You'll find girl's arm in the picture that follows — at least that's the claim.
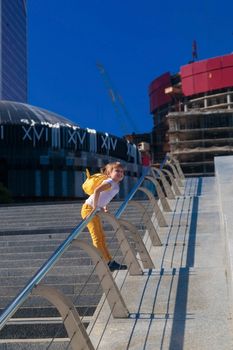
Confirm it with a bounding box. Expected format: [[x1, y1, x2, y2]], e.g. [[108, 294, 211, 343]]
[[92, 182, 111, 211]]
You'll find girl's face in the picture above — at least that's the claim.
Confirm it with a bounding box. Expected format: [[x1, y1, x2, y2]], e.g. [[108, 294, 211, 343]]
[[109, 167, 124, 183]]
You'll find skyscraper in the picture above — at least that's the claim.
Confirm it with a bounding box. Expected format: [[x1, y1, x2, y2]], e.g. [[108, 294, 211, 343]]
[[0, 0, 27, 102]]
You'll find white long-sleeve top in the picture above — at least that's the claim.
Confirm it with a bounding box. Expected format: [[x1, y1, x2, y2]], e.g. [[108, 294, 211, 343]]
[[85, 178, 119, 209]]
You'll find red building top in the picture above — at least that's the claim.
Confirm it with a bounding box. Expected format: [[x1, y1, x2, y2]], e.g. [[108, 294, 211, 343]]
[[181, 53, 233, 96], [148, 72, 172, 113], [149, 53, 233, 113]]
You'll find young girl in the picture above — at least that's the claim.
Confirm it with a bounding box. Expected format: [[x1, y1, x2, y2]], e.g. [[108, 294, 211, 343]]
[[81, 162, 127, 272]]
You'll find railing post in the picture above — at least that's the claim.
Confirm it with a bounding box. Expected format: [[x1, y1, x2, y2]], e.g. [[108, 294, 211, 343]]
[[32, 285, 95, 350], [119, 219, 155, 269], [167, 153, 185, 179], [151, 167, 175, 199], [128, 200, 162, 246], [162, 168, 181, 196], [137, 187, 168, 227], [165, 161, 184, 187], [99, 212, 143, 275], [145, 175, 172, 212], [72, 240, 129, 318]]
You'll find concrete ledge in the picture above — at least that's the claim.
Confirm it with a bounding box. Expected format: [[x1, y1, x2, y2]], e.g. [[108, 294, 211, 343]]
[[215, 155, 233, 310]]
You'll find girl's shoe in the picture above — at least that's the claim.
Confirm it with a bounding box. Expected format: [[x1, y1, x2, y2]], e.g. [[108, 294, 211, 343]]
[[108, 260, 127, 272]]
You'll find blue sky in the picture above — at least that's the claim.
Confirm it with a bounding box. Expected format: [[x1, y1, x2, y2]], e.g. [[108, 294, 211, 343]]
[[28, 0, 233, 137]]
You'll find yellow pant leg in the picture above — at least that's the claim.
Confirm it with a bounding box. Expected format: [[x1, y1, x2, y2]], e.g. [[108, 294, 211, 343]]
[[81, 204, 112, 262]]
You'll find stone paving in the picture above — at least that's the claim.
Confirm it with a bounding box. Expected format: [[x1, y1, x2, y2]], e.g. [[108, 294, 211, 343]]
[[88, 174, 233, 350]]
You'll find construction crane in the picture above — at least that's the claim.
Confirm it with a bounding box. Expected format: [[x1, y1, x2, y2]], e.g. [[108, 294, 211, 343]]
[[96, 62, 139, 135]]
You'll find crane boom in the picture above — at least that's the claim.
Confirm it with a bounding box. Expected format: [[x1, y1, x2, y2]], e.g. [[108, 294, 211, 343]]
[[96, 62, 138, 135]]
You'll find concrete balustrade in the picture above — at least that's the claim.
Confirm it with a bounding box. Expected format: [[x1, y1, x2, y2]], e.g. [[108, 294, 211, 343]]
[[145, 175, 172, 212], [162, 168, 182, 196], [151, 167, 175, 199]]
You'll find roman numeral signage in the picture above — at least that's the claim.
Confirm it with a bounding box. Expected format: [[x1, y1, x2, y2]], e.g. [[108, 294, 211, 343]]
[[68, 129, 87, 149], [101, 134, 118, 150], [0, 124, 137, 162]]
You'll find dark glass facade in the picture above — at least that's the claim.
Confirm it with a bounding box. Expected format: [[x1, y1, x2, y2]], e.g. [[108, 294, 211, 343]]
[[0, 0, 27, 102], [0, 102, 142, 201]]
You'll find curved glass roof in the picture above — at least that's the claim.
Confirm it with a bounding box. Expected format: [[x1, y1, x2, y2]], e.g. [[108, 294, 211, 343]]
[[0, 100, 77, 127]]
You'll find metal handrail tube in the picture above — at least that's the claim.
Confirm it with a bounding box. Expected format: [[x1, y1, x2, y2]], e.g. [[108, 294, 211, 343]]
[[0, 155, 169, 331], [0, 208, 98, 330]]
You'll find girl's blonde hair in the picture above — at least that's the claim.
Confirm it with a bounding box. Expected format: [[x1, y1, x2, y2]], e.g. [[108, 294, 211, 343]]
[[101, 162, 124, 176]]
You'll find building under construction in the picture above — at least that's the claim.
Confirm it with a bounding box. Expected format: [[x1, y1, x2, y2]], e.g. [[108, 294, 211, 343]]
[[149, 52, 233, 176]]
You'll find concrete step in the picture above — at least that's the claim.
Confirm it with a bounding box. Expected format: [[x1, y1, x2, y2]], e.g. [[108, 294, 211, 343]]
[[0, 242, 123, 264], [1, 305, 96, 318], [0, 322, 68, 340], [0, 241, 124, 259], [0, 250, 123, 278], [0, 256, 94, 269], [0, 293, 102, 309], [0, 273, 100, 293], [0, 264, 96, 277], [0, 238, 123, 257], [0, 339, 70, 349], [0, 282, 103, 300], [0, 201, 143, 217], [0, 274, 99, 287], [0, 249, 86, 260]]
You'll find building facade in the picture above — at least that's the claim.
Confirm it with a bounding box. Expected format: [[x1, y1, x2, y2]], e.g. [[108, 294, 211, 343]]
[[0, 0, 27, 102], [0, 101, 142, 201], [149, 53, 233, 176]]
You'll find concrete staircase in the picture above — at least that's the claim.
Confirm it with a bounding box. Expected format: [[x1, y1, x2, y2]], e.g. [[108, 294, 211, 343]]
[[0, 200, 146, 348]]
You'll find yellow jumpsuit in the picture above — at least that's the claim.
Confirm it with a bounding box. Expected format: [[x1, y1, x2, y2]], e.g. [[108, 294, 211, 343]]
[[81, 203, 112, 262]]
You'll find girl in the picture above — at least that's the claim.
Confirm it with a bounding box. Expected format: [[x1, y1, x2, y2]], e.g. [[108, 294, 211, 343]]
[[81, 162, 127, 272]]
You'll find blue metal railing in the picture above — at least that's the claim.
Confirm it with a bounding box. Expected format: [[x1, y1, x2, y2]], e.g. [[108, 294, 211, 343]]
[[0, 164, 155, 331], [0, 208, 99, 330]]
